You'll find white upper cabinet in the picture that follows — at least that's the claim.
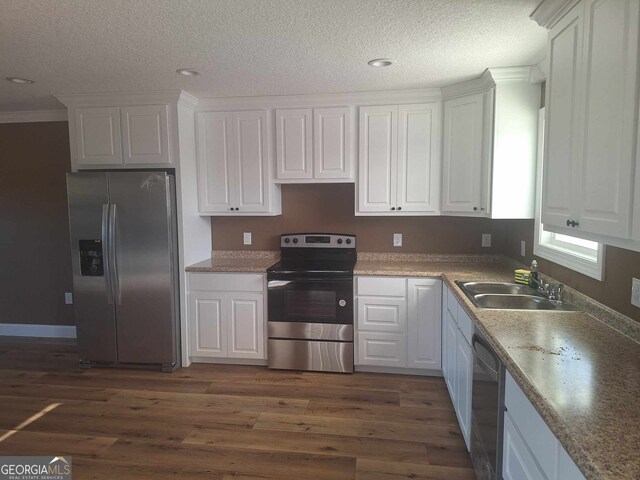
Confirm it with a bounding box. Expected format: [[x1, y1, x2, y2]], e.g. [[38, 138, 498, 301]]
[[541, 0, 640, 242], [275, 106, 353, 182], [442, 67, 541, 219], [441, 94, 485, 214], [121, 105, 170, 165], [74, 105, 171, 168], [196, 110, 281, 216], [276, 108, 313, 180], [357, 103, 441, 215], [75, 107, 123, 166]]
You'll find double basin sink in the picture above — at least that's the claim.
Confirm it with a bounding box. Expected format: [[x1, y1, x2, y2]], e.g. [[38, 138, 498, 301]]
[[456, 281, 578, 311]]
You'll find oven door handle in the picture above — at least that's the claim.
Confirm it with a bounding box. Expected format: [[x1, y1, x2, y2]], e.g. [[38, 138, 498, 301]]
[[268, 280, 292, 288]]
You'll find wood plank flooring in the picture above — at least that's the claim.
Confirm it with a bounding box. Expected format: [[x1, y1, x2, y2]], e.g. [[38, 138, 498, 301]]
[[0, 337, 475, 479]]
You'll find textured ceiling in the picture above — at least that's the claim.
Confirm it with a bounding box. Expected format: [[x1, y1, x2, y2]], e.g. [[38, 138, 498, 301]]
[[0, 0, 546, 111]]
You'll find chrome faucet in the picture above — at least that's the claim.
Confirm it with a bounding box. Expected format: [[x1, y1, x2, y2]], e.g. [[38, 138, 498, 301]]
[[549, 283, 565, 303]]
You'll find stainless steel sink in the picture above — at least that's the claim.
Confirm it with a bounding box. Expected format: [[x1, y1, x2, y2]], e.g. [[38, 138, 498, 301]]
[[455, 281, 578, 311], [459, 281, 542, 297]]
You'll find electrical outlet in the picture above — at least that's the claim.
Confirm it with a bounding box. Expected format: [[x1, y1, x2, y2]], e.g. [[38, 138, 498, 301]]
[[64, 292, 73, 305], [521, 240, 526, 257], [393, 233, 403, 247], [481, 234, 491, 248], [632, 278, 640, 308], [243, 232, 252, 245]]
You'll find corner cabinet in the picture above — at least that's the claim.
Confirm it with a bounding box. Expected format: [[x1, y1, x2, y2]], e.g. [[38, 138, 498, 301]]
[[441, 67, 541, 219], [355, 276, 442, 372], [542, 0, 640, 241], [196, 110, 282, 215], [187, 273, 266, 362], [357, 103, 441, 216], [275, 106, 353, 182], [72, 104, 171, 168]]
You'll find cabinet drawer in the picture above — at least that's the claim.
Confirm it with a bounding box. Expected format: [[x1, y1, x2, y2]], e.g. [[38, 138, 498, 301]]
[[357, 276, 406, 297], [357, 332, 406, 367], [189, 273, 264, 292], [357, 297, 406, 333], [456, 304, 474, 345], [505, 371, 557, 479], [446, 285, 459, 320]]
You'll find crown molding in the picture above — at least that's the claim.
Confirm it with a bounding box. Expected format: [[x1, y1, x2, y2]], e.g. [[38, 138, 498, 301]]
[[488, 66, 536, 83], [177, 90, 199, 109], [441, 71, 495, 100], [0, 109, 68, 123], [56, 90, 190, 108], [531, 0, 580, 28], [195, 88, 442, 110]]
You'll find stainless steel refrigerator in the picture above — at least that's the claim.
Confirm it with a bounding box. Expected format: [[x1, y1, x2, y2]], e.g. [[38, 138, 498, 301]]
[[67, 171, 180, 371]]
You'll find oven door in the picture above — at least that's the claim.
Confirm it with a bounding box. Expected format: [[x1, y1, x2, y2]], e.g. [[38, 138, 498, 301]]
[[267, 274, 353, 325]]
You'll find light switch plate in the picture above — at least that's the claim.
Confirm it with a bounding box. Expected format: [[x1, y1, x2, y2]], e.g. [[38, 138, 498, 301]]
[[632, 278, 640, 308], [521, 240, 526, 257], [64, 292, 73, 305], [482, 234, 492, 248], [393, 233, 402, 247], [243, 232, 252, 245]]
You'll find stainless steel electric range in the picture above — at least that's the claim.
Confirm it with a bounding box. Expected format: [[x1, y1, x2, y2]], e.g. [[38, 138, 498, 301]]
[[266, 233, 356, 373]]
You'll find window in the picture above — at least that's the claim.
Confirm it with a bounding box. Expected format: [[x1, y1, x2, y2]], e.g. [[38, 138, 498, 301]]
[[534, 107, 605, 280]]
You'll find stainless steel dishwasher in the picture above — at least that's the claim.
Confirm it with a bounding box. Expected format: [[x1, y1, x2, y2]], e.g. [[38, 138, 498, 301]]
[[470, 325, 506, 480]]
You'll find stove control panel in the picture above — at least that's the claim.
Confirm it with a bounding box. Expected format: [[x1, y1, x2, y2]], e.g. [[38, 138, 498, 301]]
[[281, 234, 356, 248]]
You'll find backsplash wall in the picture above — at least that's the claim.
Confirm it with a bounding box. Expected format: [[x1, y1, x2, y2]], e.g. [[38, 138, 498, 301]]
[[499, 219, 640, 323], [211, 183, 507, 254]]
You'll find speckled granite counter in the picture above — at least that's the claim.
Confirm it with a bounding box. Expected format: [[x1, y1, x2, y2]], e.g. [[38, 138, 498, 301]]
[[187, 251, 640, 478], [355, 254, 640, 480], [186, 250, 278, 273]]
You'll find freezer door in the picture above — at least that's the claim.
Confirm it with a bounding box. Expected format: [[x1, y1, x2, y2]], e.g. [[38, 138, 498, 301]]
[[67, 173, 118, 363], [107, 172, 178, 365]]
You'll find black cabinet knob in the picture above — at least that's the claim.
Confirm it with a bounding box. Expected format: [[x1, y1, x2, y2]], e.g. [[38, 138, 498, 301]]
[[566, 220, 571, 227], [397, 207, 402, 211], [473, 207, 478, 211], [391, 207, 396, 211], [235, 208, 239, 211], [229, 207, 234, 211]]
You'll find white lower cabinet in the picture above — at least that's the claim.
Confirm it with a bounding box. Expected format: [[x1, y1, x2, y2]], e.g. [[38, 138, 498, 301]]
[[503, 371, 585, 480], [355, 276, 441, 372], [188, 273, 265, 362], [441, 284, 473, 450]]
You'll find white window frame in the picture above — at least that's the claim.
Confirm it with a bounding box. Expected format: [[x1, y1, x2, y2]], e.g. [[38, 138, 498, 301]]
[[534, 107, 605, 281]]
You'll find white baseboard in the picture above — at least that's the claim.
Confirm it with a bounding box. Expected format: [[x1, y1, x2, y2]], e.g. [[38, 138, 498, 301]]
[[0, 323, 77, 338]]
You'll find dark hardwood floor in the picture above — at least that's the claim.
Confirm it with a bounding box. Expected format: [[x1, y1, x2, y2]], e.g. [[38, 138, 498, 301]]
[[0, 337, 475, 479]]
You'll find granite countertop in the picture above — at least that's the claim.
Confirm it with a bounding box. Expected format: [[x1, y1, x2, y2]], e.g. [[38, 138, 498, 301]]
[[186, 251, 279, 273], [186, 251, 640, 478]]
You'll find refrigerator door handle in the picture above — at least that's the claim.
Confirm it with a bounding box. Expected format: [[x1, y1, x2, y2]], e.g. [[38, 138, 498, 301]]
[[101, 204, 114, 304], [109, 203, 122, 305]]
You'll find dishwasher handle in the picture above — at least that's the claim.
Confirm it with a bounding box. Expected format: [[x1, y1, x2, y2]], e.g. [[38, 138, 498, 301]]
[[472, 333, 499, 381]]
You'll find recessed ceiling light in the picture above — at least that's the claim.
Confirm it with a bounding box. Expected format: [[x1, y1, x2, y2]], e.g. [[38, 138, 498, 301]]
[[368, 59, 392, 68], [6, 77, 35, 84], [176, 68, 200, 76]]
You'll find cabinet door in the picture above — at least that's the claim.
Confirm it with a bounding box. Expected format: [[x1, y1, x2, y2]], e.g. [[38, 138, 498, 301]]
[[443, 309, 458, 400], [542, 2, 584, 229], [455, 329, 472, 450], [196, 111, 235, 213], [188, 292, 227, 357], [502, 412, 547, 480], [407, 279, 442, 370], [233, 111, 270, 213], [75, 107, 122, 166], [397, 104, 441, 213], [357, 297, 406, 333], [121, 105, 170, 165], [357, 332, 406, 367], [228, 293, 264, 359], [358, 105, 398, 213], [441, 94, 484, 214], [276, 108, 313, 180], [314, 107, 352, 180], [575, 0, 639, 238]]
